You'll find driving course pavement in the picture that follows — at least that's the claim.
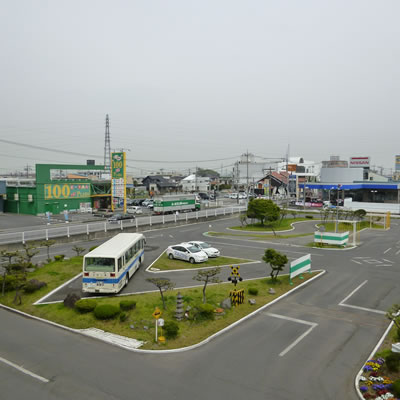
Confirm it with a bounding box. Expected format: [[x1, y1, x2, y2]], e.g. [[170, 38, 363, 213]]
[[1, 216, 399, 399]]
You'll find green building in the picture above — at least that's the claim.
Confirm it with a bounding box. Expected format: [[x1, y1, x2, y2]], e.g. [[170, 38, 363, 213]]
[[5, 164, 110, 215]]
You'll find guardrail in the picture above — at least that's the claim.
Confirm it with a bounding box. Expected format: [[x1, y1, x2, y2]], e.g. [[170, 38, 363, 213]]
[[0, 206, 246, 245]]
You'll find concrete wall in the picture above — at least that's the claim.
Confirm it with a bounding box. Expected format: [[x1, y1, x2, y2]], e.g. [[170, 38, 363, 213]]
[[321, 168, 363, 183]]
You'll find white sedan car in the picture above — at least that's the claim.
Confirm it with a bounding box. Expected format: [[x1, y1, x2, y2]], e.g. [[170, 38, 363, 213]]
[[166, 244, 208, 264], [187, 241, 220, 258]]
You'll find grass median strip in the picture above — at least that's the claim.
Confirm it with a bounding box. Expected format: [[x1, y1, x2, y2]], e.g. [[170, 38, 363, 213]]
[[150, 253, 255, 271], [0, 257, 322, 350], [207, 231, 313, 240]]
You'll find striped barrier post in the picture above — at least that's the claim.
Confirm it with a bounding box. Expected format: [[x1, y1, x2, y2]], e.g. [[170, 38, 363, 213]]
[[290, 254, 311, 285]]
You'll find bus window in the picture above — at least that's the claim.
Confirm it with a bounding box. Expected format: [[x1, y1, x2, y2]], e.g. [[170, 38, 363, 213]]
[[118, 257, 123, 271]]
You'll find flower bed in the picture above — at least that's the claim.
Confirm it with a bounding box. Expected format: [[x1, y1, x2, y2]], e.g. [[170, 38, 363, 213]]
[[357, 323, 400, 399]]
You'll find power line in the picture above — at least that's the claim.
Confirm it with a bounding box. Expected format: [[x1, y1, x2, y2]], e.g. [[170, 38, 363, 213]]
[[0, 139, 240, 164]]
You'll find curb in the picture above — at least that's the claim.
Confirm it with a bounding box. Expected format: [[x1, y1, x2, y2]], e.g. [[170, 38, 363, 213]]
[[145, 250, 261, 274], [0, 269, 326, 354], [354, 321, 394, 399]]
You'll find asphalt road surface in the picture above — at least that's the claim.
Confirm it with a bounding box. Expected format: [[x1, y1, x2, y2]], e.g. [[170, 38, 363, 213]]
[[1, 216, 399, 399]]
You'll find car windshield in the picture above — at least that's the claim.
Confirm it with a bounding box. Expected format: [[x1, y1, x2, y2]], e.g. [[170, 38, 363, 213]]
[[198, 242, 211, 249], [187, 246, 201, 253], [85, 257, 115, 272]]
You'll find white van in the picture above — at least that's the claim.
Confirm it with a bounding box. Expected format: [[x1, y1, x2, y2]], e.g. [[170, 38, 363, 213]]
[[126, 206, 143, 215]]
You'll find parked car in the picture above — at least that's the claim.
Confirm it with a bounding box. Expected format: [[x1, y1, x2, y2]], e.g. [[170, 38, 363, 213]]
[[142, 199, 152, 207], [126, 206, 143, 214], [186, 241, 220, 257], [166, 243, 208, 264], [107, 213, 133, 223], [229, 193, 238, 199]]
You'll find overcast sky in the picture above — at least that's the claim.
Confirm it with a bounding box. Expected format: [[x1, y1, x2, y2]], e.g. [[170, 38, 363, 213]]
[[1, 0, 399, 176]]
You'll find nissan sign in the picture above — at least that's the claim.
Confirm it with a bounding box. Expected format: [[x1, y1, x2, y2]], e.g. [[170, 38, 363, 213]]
[[349, 157, 370, 168]]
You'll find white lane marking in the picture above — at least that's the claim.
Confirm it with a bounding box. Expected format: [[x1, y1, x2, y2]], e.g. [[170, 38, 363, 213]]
[[351, 259, 362, 265], [396, 249, 400, 255], [353, 257, 370, 259], [338, 280, 368, 305], [0, 356, 49, 383], [382, 259, 394, 264], [384, 248, 392, 254], [338, 280, 386, 315], [339, 304, 386, 315], [169, 235, 174, 238], [266, 313, 318, 357]]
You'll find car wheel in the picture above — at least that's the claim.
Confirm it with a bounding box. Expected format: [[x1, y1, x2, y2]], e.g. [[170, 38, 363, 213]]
[[189, 257, 195, 264], [168, 253, 174, 260]]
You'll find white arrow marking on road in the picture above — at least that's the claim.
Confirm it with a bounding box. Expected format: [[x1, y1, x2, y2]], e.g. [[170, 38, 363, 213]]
[[384, 248, 392, 254], [0, 356, 49, 383], [351, 259, 362, 265], [382, 259, 394, 263], [396, 249, 400, 255], [265, 313, 318, 357]]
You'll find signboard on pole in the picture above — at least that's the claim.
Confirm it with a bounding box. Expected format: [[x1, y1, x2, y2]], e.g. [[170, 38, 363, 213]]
[[349, 157, 370, 168], [290, 254, 311, 282], [111, 152, 126, 212]]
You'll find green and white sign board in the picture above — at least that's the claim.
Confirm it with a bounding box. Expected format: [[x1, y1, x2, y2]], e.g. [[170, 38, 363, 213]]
[[290, 254, 311, 281], [314, 231, 349, 246]]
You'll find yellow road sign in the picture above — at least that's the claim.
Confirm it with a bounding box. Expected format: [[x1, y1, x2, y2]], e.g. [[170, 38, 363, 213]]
[[152, 307, 162, 319]]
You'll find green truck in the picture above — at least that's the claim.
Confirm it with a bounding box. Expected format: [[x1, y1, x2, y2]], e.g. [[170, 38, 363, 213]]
[[153, 194, 200, 214]]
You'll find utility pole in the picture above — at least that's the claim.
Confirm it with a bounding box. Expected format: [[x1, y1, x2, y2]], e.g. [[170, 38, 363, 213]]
[[24, 164, 32, 178], [195, 166, 198, 192], [104, 114, 111, 171], [246, 150, 249, 196]]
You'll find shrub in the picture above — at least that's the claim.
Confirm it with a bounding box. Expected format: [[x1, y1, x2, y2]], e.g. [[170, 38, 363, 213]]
[[89, 246, 98, 252], [393, 379, 400, 397], [119, 312, 128, 322], [397, 327, 400, 341], [248, 287, 258, 296], [94, 304, 120, 320], [54, 255, 65, 262], [0, 275, 18, 292], [385, 352, 400, 372], [23, 279, 47, 293], [305, 215, 314, 219], [194, 303, 215, 321], [163, 320, 179, 339], [119, 300, 136, 311], [75, 299, 97, 313]]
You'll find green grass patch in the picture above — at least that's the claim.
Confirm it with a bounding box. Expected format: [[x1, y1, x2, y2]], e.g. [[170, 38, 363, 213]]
[[231, 217, 309, 232], [317, 220, 383, 232], [0, 269, 322, 350], [0, 257, 83, 313], [306, 242, 347, 249], [207, 231, 313, 240], [151, 253, 254, 270]]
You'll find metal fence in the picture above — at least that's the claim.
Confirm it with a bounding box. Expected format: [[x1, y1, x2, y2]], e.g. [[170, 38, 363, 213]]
[[0, 206, 246, 245]]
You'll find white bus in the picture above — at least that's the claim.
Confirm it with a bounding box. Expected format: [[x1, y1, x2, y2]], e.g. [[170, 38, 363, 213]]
[[82, 233, 145, 294]]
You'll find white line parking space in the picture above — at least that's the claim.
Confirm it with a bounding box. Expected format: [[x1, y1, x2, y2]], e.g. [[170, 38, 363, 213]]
[[0, 355, 49, 383], [265, 313, 318, 357], [338, 280, 386, 315]]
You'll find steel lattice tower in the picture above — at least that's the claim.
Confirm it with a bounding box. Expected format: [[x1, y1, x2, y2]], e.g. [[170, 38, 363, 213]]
[[104, 114, 111, 170]]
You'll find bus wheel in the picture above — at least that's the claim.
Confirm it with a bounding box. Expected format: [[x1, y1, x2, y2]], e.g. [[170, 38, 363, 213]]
[[124, 275, 129, 288], [189, 257, 195, 264]]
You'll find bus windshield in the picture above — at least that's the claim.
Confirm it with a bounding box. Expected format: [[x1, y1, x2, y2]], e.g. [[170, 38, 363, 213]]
[[85, 257, 115, 272]]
